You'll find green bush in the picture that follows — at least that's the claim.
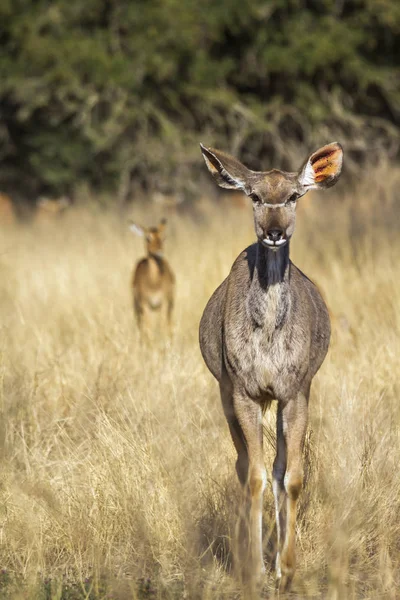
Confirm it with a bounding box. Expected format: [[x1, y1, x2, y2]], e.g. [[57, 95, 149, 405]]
[[0, 0, 399, 202]]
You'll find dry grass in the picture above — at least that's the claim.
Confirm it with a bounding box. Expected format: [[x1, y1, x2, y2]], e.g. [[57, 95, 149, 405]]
[[0, 168, 400, 599]]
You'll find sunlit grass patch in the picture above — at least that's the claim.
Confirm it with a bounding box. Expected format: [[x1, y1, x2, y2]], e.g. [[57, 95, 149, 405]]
[[0, 174, 399, 598]]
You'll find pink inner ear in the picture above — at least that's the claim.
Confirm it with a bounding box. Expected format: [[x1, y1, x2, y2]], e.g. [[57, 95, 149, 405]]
[[311, 146, 342, 182]]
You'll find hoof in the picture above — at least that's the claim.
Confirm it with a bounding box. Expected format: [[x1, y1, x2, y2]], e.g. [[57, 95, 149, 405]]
[[275, 554, 294, 596], [275, 570, 293, 595], [242, 566, 266, 600], [240, 561, 266, 585]]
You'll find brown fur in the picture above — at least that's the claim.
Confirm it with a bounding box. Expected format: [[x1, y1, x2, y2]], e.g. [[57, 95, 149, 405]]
[[199, 142, 343, 591], [131, 219, 175, 341]]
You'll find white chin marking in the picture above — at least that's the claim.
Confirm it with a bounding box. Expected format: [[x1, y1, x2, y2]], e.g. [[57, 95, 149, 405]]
[[262, 238, 287, 249]]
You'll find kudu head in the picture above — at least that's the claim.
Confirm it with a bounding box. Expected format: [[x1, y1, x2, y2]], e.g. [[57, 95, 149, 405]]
[[129, 218, 167, 257], [200, 143, 343, 250]]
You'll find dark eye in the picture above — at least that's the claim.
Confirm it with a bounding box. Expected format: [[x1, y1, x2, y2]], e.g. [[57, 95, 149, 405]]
[[286, 193, 298, 205], [250, 193, 261, 204]]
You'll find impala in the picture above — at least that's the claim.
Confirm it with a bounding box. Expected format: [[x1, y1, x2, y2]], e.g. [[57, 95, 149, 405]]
[[130, 218, 175, 340]]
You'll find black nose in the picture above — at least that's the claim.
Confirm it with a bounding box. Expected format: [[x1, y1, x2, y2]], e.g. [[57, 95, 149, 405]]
[[267, 228, 284, 242]]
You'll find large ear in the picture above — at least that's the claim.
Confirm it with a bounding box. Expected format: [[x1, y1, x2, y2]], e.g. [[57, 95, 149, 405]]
[[298, 142, 343, 190], [129, 221, 145, 237], [200, 143, 252, 192]]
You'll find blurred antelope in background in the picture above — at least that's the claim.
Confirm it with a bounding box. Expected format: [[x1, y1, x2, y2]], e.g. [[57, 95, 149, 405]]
[[199, 142, 343, 591], [130, 218, 175, 341]]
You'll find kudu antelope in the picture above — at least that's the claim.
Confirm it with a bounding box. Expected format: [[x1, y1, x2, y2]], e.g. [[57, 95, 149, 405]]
[[130, 219, 175, 340], [199, 142, 343, 590]]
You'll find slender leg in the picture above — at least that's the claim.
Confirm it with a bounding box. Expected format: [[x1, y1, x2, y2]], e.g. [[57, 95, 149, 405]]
[[220, 381, 248, 485], [166, 297, 174, 338], [220, 381, 249, 582], [231, 389, 266, 585], [139, 304, 153, 344], [272, 404, 287, 582], [276, 391, 309, 591], [220, 383, 267, 588], [134, 297, 142, 330]]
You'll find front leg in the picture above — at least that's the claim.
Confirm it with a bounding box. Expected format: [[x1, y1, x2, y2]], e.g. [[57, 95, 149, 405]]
[[166, 296, 174, 338], [272, 404, 287, 582], [274, 390, 309, 592], [232, 389, 267, 586]]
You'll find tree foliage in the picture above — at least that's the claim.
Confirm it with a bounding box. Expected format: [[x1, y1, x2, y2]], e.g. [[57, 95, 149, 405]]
[[0, 0, 399, 201]]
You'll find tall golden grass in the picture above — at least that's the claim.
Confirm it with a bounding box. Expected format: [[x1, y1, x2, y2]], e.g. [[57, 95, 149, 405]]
[[0, 168, 400, 599]]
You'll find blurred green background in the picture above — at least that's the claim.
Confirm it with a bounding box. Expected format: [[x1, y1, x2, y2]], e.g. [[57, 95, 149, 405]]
[[0, 0, 399, 204]]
